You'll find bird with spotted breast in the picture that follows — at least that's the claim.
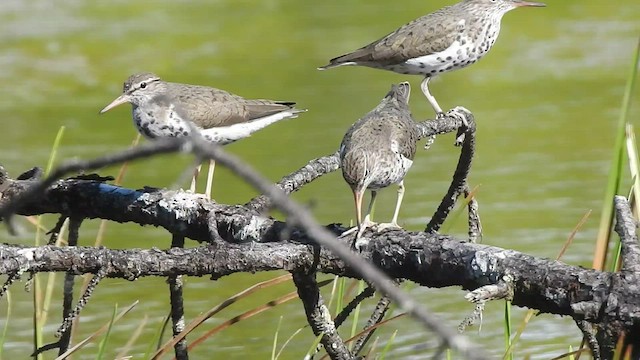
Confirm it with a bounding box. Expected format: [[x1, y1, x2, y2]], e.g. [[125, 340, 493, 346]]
[[100, 72, 304, 198], [340, 82, 418, 247], [319, 0, 545, 116]]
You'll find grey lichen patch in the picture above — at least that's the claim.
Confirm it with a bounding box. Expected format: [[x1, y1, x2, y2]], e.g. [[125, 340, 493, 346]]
[[137, 190, 206, 232], [470, 250, 514, 283], [158, 191, 203, 219], [17, 248, 35, 261], [238, 215, 270, 242]]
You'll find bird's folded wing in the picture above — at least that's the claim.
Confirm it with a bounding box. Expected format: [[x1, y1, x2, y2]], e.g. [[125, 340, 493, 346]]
[[332, 11, 464, 66]]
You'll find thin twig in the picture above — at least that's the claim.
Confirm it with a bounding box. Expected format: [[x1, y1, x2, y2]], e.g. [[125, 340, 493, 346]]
[[352, 295, 392, 356], [58, 216, 83, 355], [169, 234, 189, 360], [425, 107, 477, 236], [334, 286, 376, 328]]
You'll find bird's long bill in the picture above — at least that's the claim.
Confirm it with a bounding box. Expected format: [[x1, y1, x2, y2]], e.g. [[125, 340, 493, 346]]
[[353, 189, 364, 228], [99, 94, 130, 114], [514, 0, 546, 7]]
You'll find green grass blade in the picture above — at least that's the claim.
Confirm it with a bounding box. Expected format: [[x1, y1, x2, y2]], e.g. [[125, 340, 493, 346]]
[[0, 290, 11, 359], [44, 126, 66, 175], [349, 280, 365, 346], [593, 36, 640, 270], [55, 301, 138, 360], [275, 326, 305, 360], [378, 330, 397, 360], [625, 124, 640, 216], [305, 334, 324, 358], [144, 314, 170, 359], [33, 126, 66, 359], [334, 277, 345, 316], [504, 300, 513, 360], [272, 316, 283, 360], [115, 314, 148, 359], [96, 304, 118, 360], [41, 219, 69, 330]]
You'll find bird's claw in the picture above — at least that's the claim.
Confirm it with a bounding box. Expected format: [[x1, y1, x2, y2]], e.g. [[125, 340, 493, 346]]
[[339, 226, 358, 238], [446, 107, 471, 146], [373, 222, 403, 232], [353, 236, 370, 251]]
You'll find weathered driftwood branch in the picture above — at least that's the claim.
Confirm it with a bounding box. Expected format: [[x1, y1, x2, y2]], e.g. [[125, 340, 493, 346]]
[[1, 201, 638, 359], [0, 228, 626, 320], [0, 107, 485, 359], [1, 105, 636, 359]]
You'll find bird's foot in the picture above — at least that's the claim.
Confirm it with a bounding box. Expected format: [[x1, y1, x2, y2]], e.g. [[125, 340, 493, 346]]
[[352, 222, 403, 250], [339, 226, 358, 238], [182, 188, 211, 199], [373, 222, 403, 232], [446, 107, 471, 147], [341, 219, 378, 250], [435, 111, 446, 119], [353, 236, 370, 250]]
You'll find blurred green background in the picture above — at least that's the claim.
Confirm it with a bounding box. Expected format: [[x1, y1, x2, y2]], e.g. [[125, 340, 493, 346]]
[[0, 0, 639, 358]]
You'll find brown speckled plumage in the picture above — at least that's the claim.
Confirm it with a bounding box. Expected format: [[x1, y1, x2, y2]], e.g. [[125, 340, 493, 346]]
[[339, 82, 418, 242], [100, 72, 304, 199], [117, 72, 296, 129], [320, 0, 545, 114]]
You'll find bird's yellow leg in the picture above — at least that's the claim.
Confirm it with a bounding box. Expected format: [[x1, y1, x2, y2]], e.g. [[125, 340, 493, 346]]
[[205, 159, 216, 199], [190, 163, 202, 193], [420, 77, 443, 116], [376, 182, 405, 232]]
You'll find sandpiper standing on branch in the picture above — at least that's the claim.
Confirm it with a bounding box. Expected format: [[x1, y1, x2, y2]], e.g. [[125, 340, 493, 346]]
[[100, 72, 304, 198], [340, 82, 418, 247], [319, 0, 545, 116]]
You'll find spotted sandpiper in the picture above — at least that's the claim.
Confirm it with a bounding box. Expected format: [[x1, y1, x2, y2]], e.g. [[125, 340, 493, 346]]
[[319, 0, 545, 116], [100, 72, 304, 198], [340, 82, 418, 246]]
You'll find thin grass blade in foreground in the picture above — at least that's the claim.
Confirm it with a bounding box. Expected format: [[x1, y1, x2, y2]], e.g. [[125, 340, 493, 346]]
[[144, 314, 170, 359], [96, 304, 118, 360], [185, 291, 298, 353], [502, 210, 591, 359], [275, 326, 305, 360], [72, 134, 142, 344], [54, 301, 138, 360], [317, 314, 405, 360], [272, 316, 283, 360], [151, 274, 301, 358], [343, 313, 406, 345], [115, 314, 148, 359], [378, 330, 398, 360], [33, 126, 65, 359], [593, 36, 640, 271], [0, 290, 11, 359], [442, 185, 481, 234], [624, 124, 640, 216]]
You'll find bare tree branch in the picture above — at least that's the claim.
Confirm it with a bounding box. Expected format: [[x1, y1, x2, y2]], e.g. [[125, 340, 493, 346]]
[[292, 272, 353, 360]]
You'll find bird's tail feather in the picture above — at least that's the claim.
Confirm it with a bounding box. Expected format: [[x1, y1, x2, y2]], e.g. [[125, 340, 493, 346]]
[[200, 109, 306, 145]]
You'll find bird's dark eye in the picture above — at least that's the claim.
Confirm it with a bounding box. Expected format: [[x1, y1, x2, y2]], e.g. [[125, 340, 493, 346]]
[[140, 82, 147, 89]]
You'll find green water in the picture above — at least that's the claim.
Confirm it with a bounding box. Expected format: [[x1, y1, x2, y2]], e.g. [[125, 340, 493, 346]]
[[1, 0, 639, 358]]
